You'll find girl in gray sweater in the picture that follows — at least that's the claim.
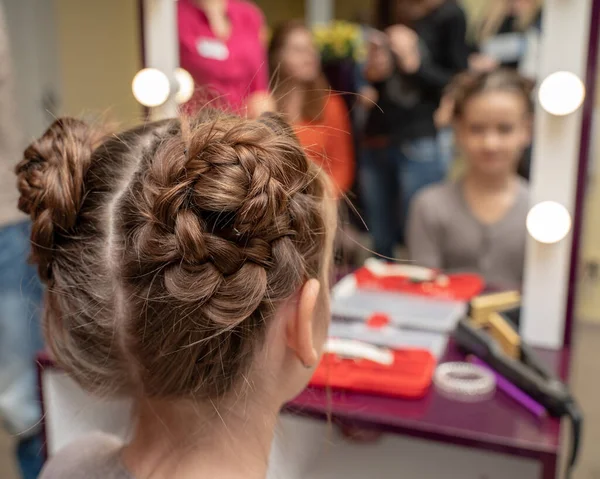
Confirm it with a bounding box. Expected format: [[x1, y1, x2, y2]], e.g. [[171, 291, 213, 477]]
[[407, 69, 533, 289]]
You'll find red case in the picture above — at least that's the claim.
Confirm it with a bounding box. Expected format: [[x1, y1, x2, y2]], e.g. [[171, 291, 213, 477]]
[[310, 349, 437, 399], [353, 267, 484, 301]]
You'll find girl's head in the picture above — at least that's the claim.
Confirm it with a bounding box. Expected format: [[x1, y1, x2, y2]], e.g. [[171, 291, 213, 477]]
[[17, 112, 336, 410], [451, 69, 534, 177], [269, 20, 328, 122]]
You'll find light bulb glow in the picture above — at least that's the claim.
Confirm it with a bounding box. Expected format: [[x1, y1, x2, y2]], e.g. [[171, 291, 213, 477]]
[[174, 68, 195, 104], [538, 71, 585, 116], [132, 68, 170, 107], [526, 201, 572, 244]]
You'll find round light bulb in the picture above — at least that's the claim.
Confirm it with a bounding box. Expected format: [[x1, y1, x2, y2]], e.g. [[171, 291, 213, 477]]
[[526, 201, 572, 244], [132, 68, 170, 107], [538, 71, 585, 116], [174, 68, 195, 104]]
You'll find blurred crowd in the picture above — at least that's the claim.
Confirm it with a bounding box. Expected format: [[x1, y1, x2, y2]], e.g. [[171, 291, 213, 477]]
[[177, 0, 542, 289], [0, 1, 544, 478]]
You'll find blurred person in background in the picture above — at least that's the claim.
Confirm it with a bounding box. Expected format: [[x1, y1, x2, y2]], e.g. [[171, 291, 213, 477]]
[[468, 0, 543, 79], [359, 0, 469, 259], [178, 0, 273, 117], [407, 69, 533, 289], [467, 0, 542, 180], [0, 4, 44, 479], [269, 20, 355, 198], [269, 20, 358, 265]]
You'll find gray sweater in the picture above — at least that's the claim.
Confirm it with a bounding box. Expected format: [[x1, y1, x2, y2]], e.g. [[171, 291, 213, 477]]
[[407, 179, 529, 289], [40, 433, 131, 479]]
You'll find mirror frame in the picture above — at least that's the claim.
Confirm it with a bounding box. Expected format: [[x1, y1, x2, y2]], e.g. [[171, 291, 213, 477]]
[[565, 0, 600, 346]]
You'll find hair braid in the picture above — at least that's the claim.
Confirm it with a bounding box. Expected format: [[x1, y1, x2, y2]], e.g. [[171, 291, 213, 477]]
[[113, 112, 333, 398]]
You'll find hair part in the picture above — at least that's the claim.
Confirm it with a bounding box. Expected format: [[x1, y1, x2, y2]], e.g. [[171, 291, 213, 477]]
[[16, 110, 336, 400], [449, 69, 535, 120]]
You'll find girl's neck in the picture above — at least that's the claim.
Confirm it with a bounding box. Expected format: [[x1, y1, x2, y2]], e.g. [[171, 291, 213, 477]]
[[122, 398, 278, 479], [463, 169, 517, 194]]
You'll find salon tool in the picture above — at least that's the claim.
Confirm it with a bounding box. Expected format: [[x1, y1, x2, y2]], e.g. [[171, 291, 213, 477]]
[[433, 362, 496, 402], [328, 316, 449, 359], [325, 338, 394, 366], [333, 274, 467, 334], [470, 291, 521, 325], [469, 292, 522, 359], [468, 356, 546, 419], [352, 259, 485, 301], [454, 319, 583, 476]]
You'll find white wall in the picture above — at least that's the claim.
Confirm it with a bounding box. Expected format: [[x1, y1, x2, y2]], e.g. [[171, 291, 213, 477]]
[[2, 0, 61, 144], [305, 0, 333, 25]]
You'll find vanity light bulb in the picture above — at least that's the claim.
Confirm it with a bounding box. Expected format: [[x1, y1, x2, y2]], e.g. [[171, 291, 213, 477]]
[[526, 201, 572, 244], [132, 68, 171, 107], [174, 68, 195, 104], [538, 71, 585, 116]]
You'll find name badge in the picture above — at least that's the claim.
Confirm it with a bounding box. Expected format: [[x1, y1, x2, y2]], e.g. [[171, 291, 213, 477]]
[[196, 38, 229, 61]]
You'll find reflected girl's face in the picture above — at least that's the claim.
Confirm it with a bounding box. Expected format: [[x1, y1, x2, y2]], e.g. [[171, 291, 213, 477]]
[[456, 91, 532, 177], [280, 28, 320, 84]]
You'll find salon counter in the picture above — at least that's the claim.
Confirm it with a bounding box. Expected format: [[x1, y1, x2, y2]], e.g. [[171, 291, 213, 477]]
[[285, 341, 569, 479]]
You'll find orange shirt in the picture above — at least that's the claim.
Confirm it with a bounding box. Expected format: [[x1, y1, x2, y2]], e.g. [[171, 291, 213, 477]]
[[294, 95, 355, 196]]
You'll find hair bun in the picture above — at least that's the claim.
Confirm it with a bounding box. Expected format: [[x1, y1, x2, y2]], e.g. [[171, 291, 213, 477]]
[[15, 118, 105, 281]]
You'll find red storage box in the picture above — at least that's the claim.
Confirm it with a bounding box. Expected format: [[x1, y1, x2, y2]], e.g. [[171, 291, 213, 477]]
[[353, 267, 484, 302], [310, 349, 437, 399]]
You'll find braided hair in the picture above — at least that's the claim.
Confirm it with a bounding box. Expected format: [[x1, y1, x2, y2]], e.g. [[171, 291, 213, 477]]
[[16, 110, 336, 399]]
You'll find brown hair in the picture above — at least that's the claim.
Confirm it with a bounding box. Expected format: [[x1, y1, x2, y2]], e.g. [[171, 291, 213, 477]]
[[268, 20, 329, 123], [450, 69, 535, 120], [16, 111, 335, 399]]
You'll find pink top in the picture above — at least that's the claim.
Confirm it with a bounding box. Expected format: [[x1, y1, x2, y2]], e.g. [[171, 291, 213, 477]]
[[178, 0, 268, 112]]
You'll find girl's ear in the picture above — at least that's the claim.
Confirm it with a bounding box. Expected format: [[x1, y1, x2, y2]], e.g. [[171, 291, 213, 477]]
[[285, 279, 321, 368]]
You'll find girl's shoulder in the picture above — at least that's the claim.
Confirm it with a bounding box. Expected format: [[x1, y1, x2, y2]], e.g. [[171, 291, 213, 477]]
[[40, 432, 130, 479]]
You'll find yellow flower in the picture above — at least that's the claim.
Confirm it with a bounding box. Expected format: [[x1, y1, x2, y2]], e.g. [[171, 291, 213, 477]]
[[332, 38, 349, 58], [354, 43, 367, 63], [312, 21, 361, 59]]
